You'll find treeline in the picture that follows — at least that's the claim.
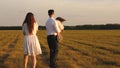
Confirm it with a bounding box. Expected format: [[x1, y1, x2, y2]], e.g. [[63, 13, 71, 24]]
[[0, 24, 120, 30], [65, 24, 120, 30], [0, 26, 22, 30], [0, 26, 46, 30]]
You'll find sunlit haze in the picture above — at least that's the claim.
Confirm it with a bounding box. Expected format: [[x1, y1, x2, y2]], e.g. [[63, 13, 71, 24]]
[[0, 0, 120, 26]]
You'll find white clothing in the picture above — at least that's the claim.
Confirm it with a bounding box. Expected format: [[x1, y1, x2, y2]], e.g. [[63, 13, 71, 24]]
[[56, 20, 64, 31], [45, 17, 61, 36], [22, 22, 42, 55]]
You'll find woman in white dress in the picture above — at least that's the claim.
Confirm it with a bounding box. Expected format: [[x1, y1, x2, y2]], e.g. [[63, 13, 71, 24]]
[[22, 12, 42, 68]]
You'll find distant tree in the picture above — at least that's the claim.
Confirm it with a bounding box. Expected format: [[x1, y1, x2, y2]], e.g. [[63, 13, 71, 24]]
[[0, 24, 120, 30]]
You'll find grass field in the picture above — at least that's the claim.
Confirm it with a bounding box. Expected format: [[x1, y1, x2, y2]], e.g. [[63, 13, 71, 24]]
[[0, 30, 120, 68]]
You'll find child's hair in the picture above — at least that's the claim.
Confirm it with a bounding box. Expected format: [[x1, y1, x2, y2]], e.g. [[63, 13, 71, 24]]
[[56, 17, 66, 22]]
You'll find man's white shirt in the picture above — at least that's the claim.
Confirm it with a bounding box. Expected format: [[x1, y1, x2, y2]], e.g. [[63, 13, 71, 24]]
[[46, 17, 61, 36]]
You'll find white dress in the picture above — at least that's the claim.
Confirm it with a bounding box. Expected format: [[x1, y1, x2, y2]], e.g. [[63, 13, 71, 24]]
[[22, 22, 42, 56]]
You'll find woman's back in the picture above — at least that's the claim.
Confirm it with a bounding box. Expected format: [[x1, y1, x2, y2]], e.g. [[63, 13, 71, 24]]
[[22, 22, 38, 35]]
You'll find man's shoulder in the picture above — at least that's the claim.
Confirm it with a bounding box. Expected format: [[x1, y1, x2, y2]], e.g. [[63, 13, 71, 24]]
[[47, 18, 56, 23], [50, 18, 55, 21]]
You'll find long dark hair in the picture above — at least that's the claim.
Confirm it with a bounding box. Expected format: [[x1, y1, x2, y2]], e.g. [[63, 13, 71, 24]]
[[23, 12, 36, 34]]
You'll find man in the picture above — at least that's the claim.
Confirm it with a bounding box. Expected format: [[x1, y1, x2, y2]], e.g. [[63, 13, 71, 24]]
[[45, 9, 61, 68]]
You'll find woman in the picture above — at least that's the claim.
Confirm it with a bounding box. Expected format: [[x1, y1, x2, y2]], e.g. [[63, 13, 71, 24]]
[[22, 12, 42, 68]]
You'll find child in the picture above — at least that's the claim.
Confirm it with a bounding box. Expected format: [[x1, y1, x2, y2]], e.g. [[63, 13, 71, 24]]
[[56, 17, 66, 42]]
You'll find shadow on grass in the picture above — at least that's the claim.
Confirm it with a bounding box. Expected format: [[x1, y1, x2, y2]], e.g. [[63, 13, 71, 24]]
[[40, 43, 49, 66], [60, 43, 90, 57], [72, 40, 120, 55], [95, 58, 120, 67], [0, 35, 19, 68]]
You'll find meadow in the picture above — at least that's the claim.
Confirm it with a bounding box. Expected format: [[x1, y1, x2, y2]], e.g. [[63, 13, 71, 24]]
[[0, 30, 120, 68]]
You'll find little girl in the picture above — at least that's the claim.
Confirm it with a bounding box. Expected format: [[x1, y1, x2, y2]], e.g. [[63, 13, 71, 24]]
[[56, 17, 66, 42]]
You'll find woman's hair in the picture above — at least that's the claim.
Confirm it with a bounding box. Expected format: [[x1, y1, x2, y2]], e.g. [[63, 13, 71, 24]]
[[56, 17, 66, 22], [23, 12, 36, 34]]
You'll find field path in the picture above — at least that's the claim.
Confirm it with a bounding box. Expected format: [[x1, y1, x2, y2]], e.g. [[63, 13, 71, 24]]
[[0, 32, 19, 68]]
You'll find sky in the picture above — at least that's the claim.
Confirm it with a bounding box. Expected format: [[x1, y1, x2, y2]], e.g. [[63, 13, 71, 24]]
[[0, 0, 120, 26]]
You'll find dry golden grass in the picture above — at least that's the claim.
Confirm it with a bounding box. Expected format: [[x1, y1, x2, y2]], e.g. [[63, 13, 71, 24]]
[[0, 30, 120, 68]]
